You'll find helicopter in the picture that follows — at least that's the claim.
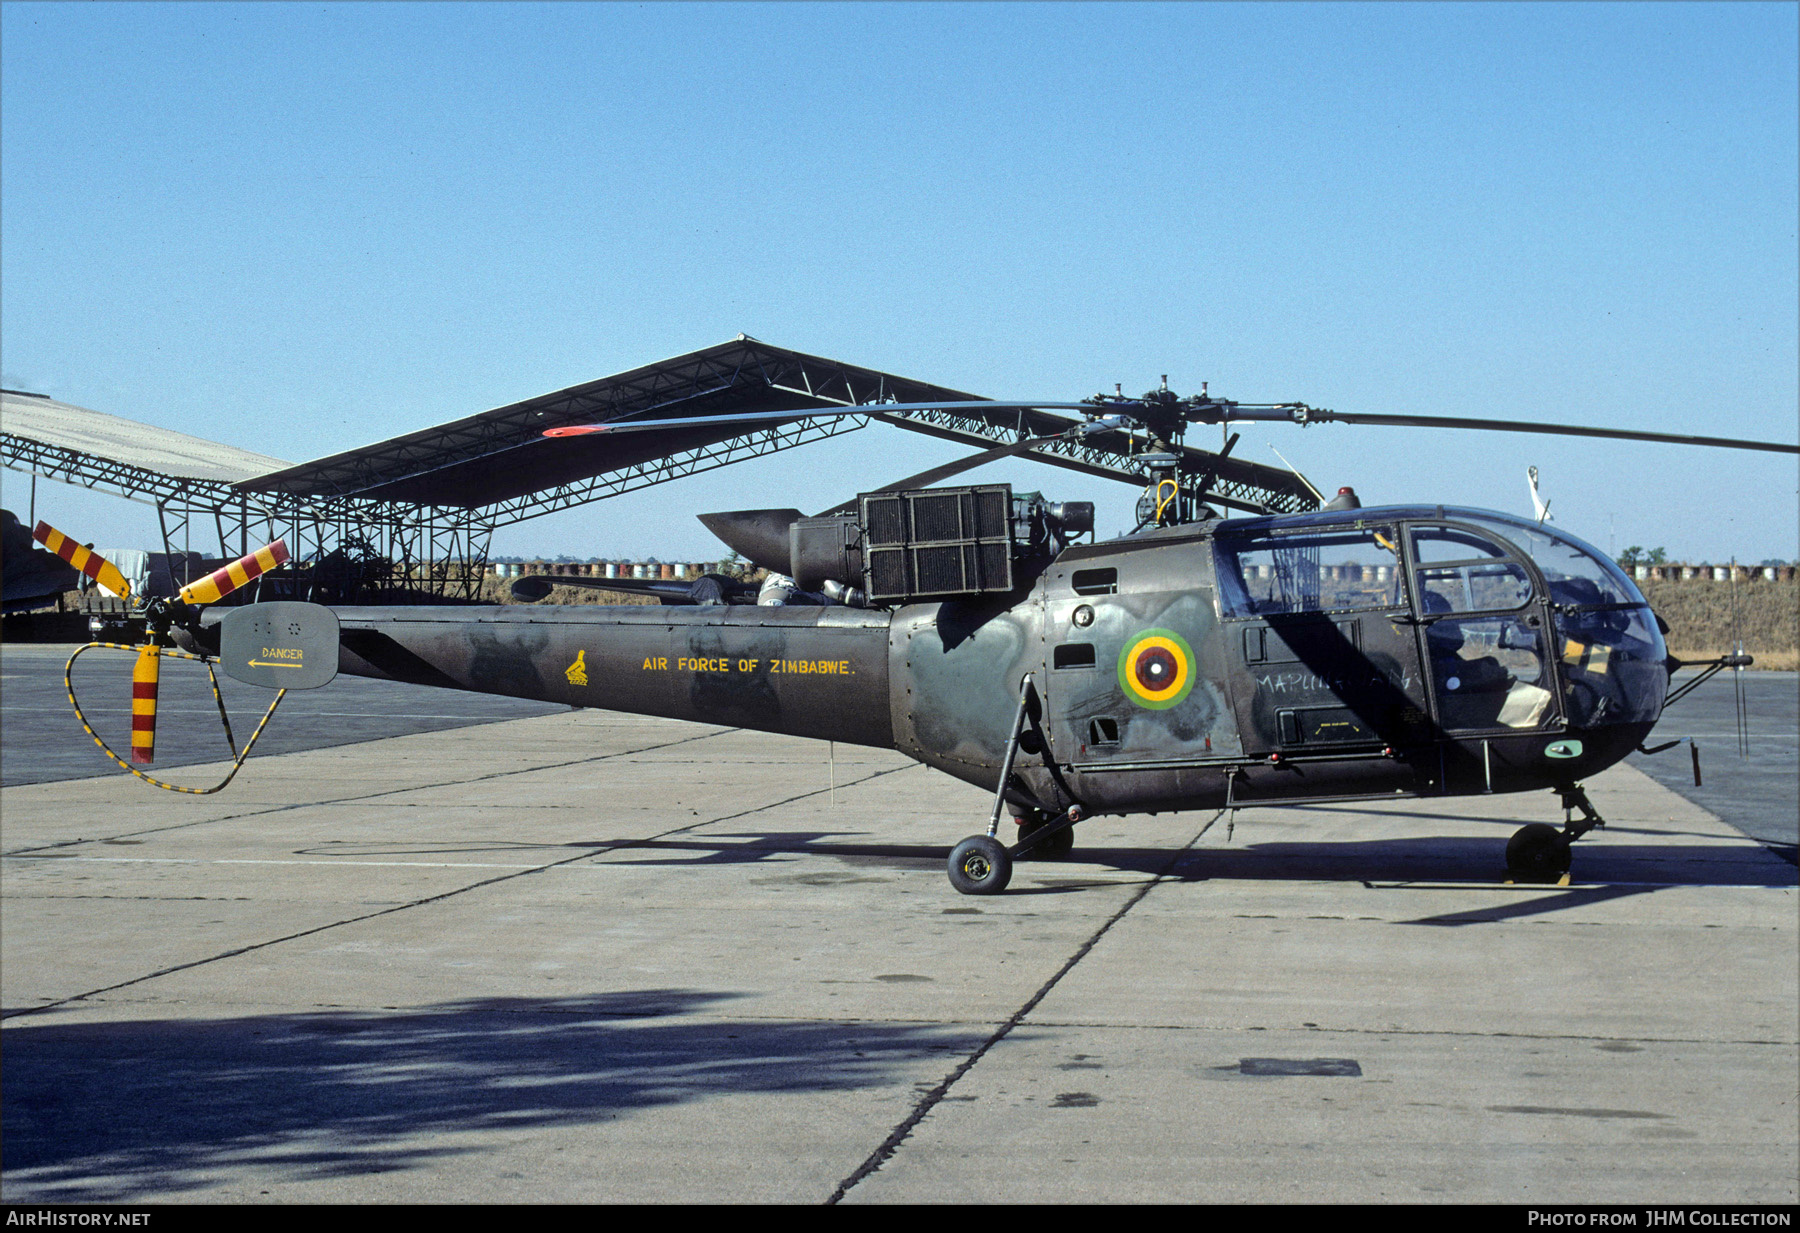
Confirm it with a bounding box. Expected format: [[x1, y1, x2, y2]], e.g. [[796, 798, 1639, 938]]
[[31, 381, 1796, 894]]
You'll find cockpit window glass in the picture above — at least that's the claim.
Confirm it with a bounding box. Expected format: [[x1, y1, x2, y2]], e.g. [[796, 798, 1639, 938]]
[[1418, 562, 1533, 614], [1412, 526, 1511, 564], [1426, 614, 1554, 730], [1458, 515, 1644, 608], [1214, 526, 1405, 616], [1556, 605, 1667, 725]]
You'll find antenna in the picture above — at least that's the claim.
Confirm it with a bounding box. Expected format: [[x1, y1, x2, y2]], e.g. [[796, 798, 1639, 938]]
[[1269, 445, 1326, 503], [1729, 559, 1750, 757], [1528, 466, 1553, 524]]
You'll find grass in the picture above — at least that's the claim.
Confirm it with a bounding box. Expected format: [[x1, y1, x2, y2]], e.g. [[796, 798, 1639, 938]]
[[1640, 579, 1797, 670]]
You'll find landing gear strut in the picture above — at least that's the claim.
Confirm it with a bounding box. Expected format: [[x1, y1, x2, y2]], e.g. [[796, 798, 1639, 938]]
[[1015, 808, 1075, 861], [944, 674, 1083, 894], [947, 808, 1082, 894], [1505, 783, 1605, 885]]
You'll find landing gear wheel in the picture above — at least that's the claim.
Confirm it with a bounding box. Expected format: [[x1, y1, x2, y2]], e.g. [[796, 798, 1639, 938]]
[[1016, 813, 1075, 861], [948, 835, 1013, 895], [1506, 822, 1572, 884]]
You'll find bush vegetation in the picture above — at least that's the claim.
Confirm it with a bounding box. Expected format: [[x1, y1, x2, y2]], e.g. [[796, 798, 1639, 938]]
[[1638, 578, 1798, 670]]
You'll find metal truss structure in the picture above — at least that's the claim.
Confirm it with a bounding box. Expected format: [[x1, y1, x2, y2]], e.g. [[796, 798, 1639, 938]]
[[0, 429, 498, 603], [476, 415, 870, 525], [3, 337, 1318, 606], [866, 402, 1318, 517]]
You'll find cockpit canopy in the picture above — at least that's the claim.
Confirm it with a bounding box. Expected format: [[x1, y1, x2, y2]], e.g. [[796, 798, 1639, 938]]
[[1211, 505, 1649, 614], [1210, 505, 1667, 727]]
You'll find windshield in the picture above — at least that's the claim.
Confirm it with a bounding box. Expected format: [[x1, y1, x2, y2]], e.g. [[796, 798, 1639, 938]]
[[1455, 513, 1647, 609], [1450, 512, 1666, 725]]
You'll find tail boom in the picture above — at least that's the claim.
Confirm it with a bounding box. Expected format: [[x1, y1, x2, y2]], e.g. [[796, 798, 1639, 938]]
[[314, 604, 897, 749]]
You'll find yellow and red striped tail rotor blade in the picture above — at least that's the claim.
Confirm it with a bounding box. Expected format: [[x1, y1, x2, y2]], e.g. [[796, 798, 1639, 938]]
[[177, 539, 290, 606], [32, 520, 133, 601], [130, 644, 161, 765]]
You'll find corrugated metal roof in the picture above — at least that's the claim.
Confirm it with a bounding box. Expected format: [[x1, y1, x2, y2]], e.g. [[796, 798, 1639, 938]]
[[238, 337, 986, 507], [4, 342, 1317, 516], [0, 390, 292, 483]]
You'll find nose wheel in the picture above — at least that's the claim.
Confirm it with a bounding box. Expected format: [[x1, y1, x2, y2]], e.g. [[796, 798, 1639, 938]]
[[1505, 823, 1572, 884], [1505, 783, 1605, 885]]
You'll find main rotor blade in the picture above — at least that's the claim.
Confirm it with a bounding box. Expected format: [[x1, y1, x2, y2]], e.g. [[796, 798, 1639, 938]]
[[544, 409, 832, 437], [130, 644, 160, 765], [511, 573, 731, 604], [701, 432, 1088, 566], [815, 433, 1071, 516], [1300, 410, 1800, 455], [32, 521, 133, 600], [542, 402, 1091, 438], [547, 398, 1800, 454], [177, 539, 291, 606]]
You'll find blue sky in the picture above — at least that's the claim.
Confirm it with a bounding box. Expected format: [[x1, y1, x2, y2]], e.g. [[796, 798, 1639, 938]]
[[3, 2, 1795, 564]]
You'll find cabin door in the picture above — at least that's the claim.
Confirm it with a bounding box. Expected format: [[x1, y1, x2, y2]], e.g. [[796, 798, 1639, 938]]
[[1214, 522, 1431, 756]]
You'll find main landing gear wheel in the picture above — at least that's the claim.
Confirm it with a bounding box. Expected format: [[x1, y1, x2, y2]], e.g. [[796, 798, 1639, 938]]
[[1016, 812, 1074, 861], [948, 835, 1013, 895], [1506, 822, 1573, 885]]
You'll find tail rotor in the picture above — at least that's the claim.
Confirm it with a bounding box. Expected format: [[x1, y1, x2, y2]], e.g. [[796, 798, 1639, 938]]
[[33, 520, 134, 601], [130, 644, 161, 764], [177, 540, 292, 606], [32, 519, 292, 770]]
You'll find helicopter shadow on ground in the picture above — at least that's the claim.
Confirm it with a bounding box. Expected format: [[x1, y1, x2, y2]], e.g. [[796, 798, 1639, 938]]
[[1150, 835, 1797, 889], [274, 829, 1795, 919], [493, 829, 1797, 896], [1013, 834, 1796, 915], [1275, 802, 1607, 829], [282, 821, 1797, 893], [0, 989, 982, 1203], [290, 839, 625, 859], [285, 832, 948, 871], [1279, 801, 1776, 847]]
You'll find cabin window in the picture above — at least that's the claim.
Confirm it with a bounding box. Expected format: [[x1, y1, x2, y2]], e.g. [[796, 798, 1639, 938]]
[[1426, 614, 1553, 731], [1071, 568, 1118, 596], [1214, 527, 1405, 617], [1417, 562, 1533, 614], [1053, 643, 1097, 669], [1412, 525, 1511, 564], [1087, 717, 1120, 746]]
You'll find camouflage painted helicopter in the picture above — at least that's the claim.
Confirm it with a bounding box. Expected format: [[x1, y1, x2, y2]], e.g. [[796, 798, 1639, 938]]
[[34, 386, 1796, 893]]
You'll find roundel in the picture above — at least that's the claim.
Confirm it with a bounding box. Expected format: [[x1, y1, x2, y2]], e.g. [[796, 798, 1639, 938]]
[[1117, 629, 1196, 710]]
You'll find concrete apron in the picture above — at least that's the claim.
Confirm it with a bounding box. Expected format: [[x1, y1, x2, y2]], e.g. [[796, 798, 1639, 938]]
[[2, 709, 1794, 1204]]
